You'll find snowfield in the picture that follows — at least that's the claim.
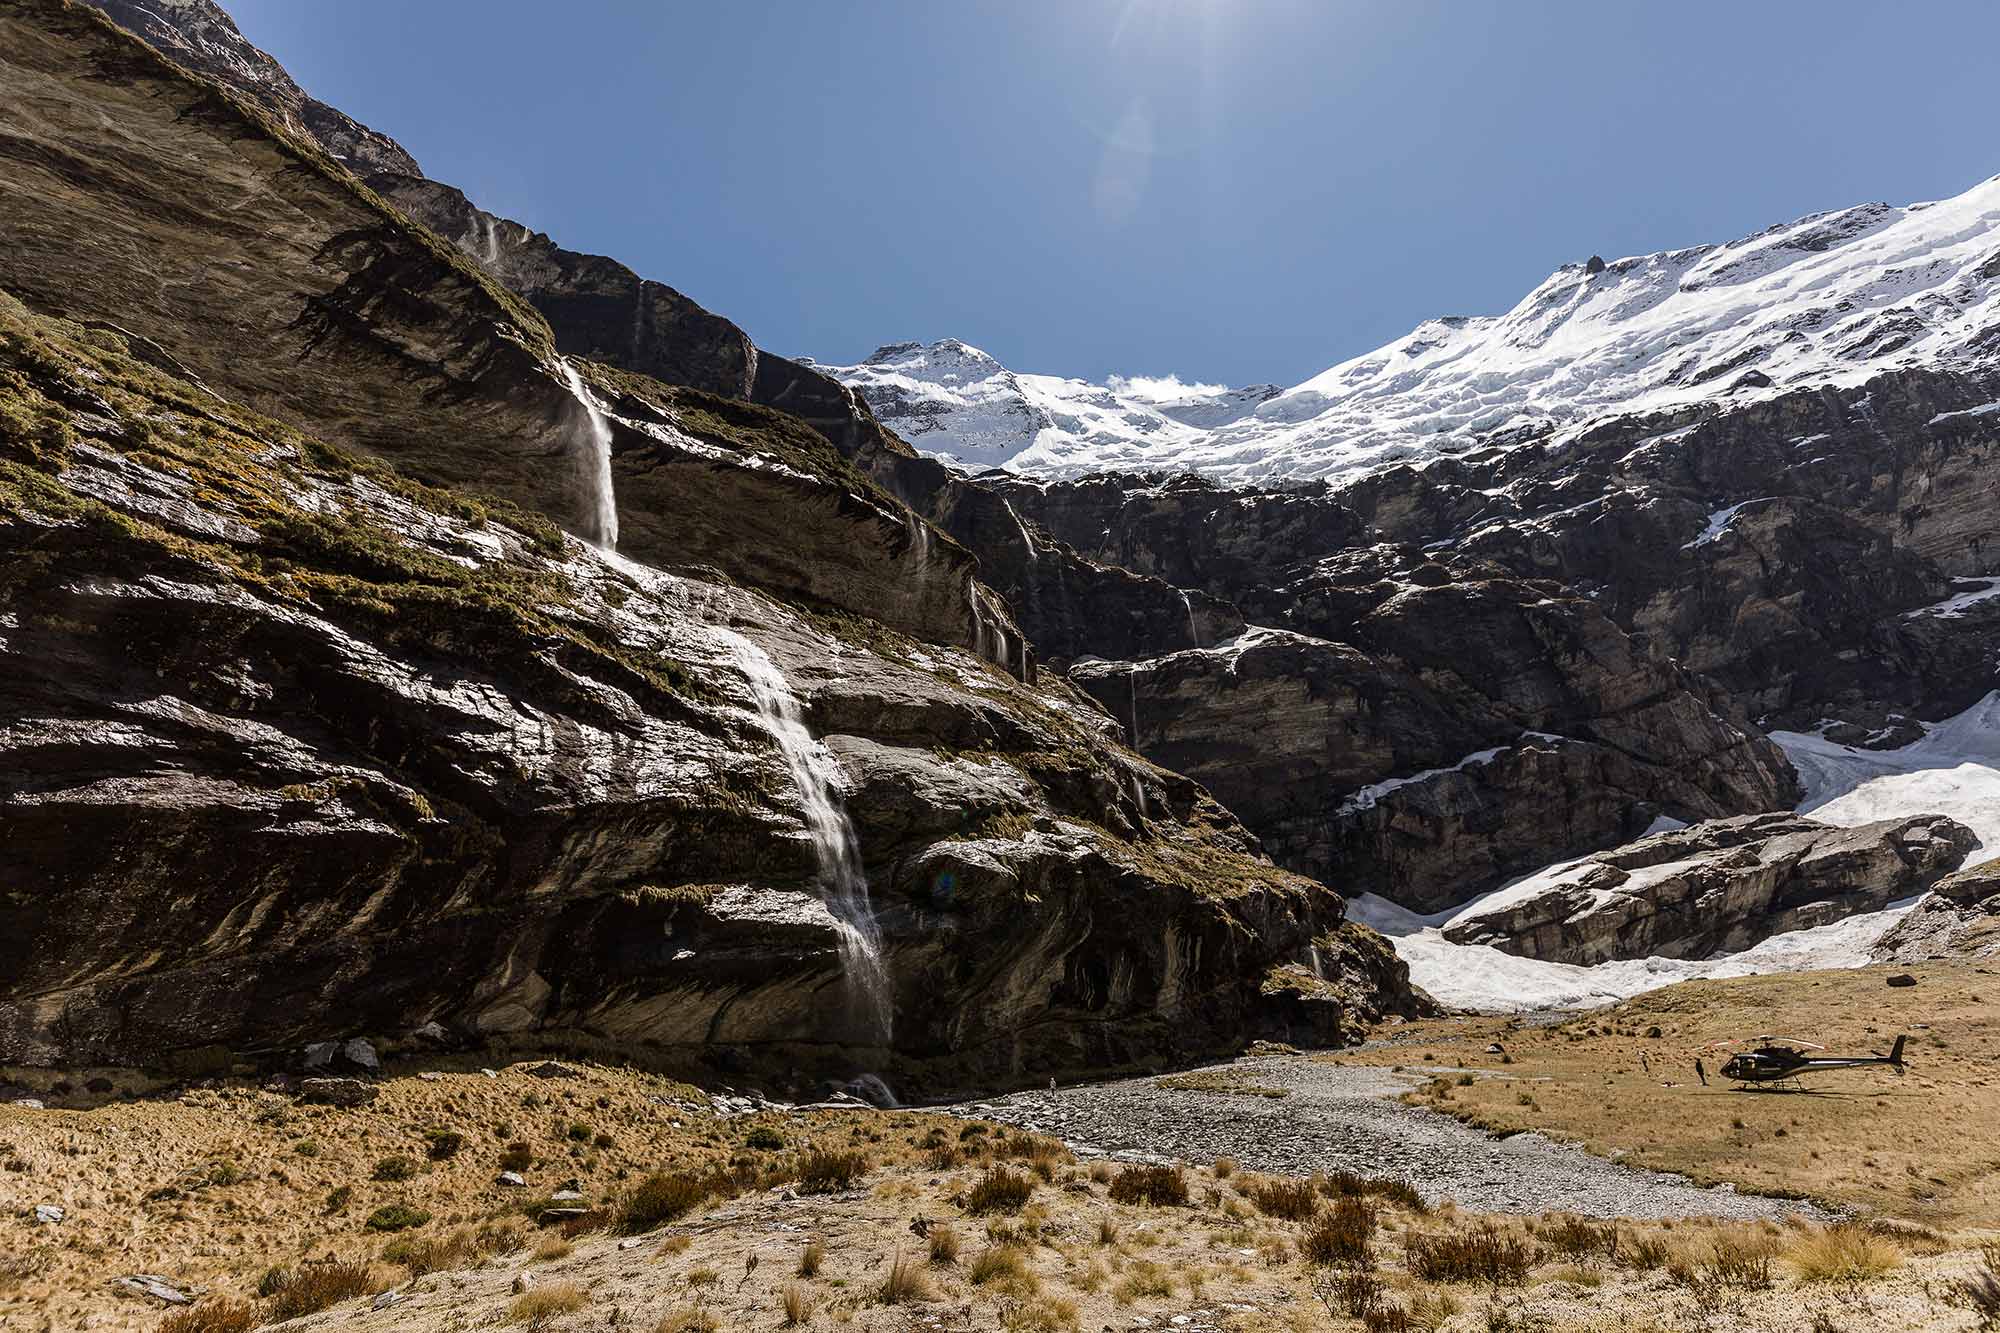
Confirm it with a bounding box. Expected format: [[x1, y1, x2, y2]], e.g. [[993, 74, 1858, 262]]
[[1362, 692, 2000, 1012], [820, 173, 2000, 484]]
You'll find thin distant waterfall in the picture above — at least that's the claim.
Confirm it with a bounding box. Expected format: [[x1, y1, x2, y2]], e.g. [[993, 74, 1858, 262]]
[[1179, 589, 1201, 648], [724, 634, 891, 1046], [559, 360, 619, 550]]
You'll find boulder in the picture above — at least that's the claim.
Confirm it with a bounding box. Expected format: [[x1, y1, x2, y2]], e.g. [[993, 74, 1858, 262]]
[[1441, 813, 1976, 963], [1871, 861, 2000, 962], [296, 1079, 378, 1109]]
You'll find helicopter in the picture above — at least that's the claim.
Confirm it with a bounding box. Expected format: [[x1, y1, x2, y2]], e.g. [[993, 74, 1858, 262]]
[[1706, 1034, 1906, 1089]]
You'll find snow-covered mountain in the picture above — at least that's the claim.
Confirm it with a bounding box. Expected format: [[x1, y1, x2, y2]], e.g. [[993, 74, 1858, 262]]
[[806, 340, 1277, 472], [823, 174, 2000, 484]]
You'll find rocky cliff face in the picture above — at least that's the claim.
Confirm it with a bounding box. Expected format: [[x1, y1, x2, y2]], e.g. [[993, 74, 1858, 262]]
[[1441, 813, 1974, 964], [0, 1, 1431, 1090], [2, 0, 1031, 680], [0, 291, 1388, 1091]]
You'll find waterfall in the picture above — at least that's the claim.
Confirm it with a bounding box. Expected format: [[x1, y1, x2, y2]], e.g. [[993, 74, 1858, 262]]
[[476, 214, 500, 266], [559, 360, 619, 550], [724, 634, 891, 1046], [1179, 589, 1201, 648]]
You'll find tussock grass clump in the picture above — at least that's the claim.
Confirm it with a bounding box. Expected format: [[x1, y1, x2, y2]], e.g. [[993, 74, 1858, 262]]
[[508, 1281, 585, 1323], [797, 1149, 868, 1194], [966, 1166, 1037, 1214], [1112, 1259, 1175, 1303], [654, 1307, 720, 1333], [1245, 1175, 1320, 1221], [1000, 1295, 1082, 1331], [1704, 1229, 1778, 1290], [879, 1250, 934, 1304], [158, 1300, 259, 1333], [266, 1259, 374, 1320], [1300, 1196, 1377, 1266], [619, 1172, 709, 1233], [382, 1228, 478, 1275], [780, 1280, 815, 1325], [531, 1235, 574, 1262], [796, 1235, 824, 1277], [1404, 1223, 1535, 1285], [1107, 1163, 1188, 1207], [1622, 1231, 1673, 1271], [1785, 1224, 1902, 1282], [969, 1244, 1037, 1297], [928, 1220, 962, 1264]]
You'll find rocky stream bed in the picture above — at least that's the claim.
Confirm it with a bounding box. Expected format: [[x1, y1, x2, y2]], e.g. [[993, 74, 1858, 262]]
[[941, 1054, 1828, 1222]]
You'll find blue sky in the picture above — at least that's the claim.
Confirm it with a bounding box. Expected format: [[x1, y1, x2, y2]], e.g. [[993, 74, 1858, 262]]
[[231, 0, 2000, 389]]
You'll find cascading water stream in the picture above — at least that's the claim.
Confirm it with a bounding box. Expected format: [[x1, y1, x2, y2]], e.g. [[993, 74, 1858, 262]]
[[1178, 589, 1201, 648], [559, 359, 619, 550], [723, 634, 892, 1046]]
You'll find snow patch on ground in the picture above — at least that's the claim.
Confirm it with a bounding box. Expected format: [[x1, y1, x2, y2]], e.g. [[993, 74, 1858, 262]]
[[1366, 691, 2000, 1011]]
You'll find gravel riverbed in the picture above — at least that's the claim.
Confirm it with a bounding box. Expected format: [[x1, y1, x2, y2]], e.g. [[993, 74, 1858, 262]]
[[944, 1054, 1827, 1222]]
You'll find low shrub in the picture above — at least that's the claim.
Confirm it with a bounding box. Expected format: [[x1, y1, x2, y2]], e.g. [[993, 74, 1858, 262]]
[[158, 1299, 259, 1333], [1245, 1176, 1320, 1221], [1536, 1215, 1619, 1264], [1322, 1170, 1427, 1213], [266, 1259, 373, 1319], [1300, 1197, 1376, 1267], [372, 1155, 419, 1182], [499, 1141, 536, 1172], [745, 1126, 785, 1151], [797, 1149, 868, 1194], [966, 1167, 1037, 1214], [382, 1229, 477, 1275], [620, 1173, 708, 1233], [364, 1203, 432, 1232], [425, 1129, 465, 1161], [1404, 1223, 1534, 1285], [1106, 1163, 1187, 1207]]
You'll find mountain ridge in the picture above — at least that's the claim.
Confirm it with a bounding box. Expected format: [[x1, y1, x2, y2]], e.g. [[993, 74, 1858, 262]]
[[821, 176, 2000, 483]]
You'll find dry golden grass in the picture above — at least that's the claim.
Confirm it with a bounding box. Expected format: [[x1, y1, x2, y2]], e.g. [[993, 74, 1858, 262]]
[[1323, 962, 2000, 1228], [780, 1279, 815, 1326], [0, 1058, 979, 1332], [1785, 1224, 1904, 1281], [508, 1281, 586, 1323]]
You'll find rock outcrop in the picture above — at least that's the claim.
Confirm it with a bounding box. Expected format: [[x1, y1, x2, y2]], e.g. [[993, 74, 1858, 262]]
[[1871, 861, 2000, 963], [1070, 563, 1798, 912], [1442, 813, 1976, 964]]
